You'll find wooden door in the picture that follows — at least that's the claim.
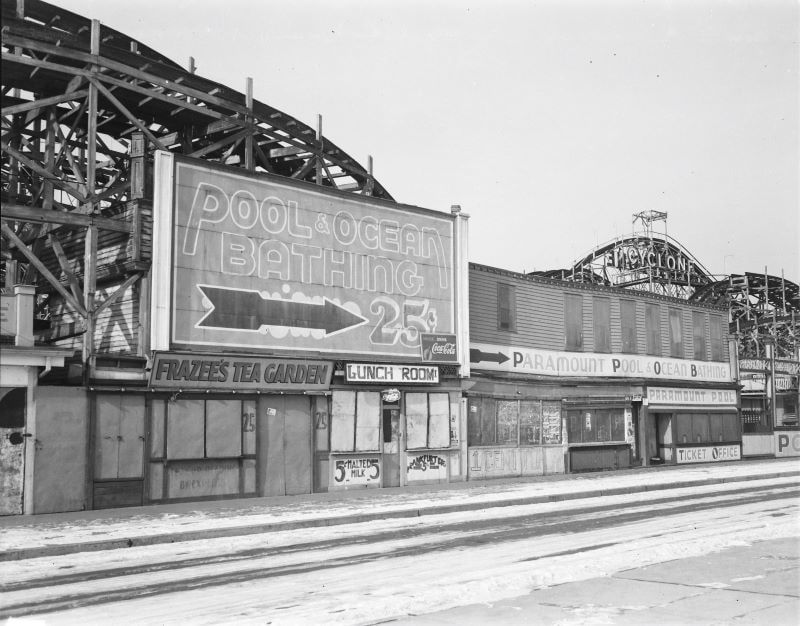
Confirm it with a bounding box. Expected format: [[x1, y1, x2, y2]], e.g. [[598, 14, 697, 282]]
[[34, 387, 89, 513]]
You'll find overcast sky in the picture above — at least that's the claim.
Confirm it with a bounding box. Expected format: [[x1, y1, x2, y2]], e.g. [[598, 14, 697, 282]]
[[57, 0, 799, 282]]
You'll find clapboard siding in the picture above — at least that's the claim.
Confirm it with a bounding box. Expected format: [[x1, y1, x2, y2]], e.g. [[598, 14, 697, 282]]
[[46, 281, 140, 354], [34, 200, 152, 290], [469, 264, 729, 362]]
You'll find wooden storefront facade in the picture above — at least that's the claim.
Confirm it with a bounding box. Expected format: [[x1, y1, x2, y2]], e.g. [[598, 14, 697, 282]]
[[467, 263, 740, 477]]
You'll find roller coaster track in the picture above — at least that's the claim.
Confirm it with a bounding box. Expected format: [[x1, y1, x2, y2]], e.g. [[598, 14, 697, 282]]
[[1, 0, 392, 359]]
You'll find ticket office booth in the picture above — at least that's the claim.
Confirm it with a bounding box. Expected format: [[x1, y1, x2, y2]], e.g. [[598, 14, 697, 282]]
[[564, 401, 635, 472], [643, 386, 741, 465], [328, 363, 460, 490]]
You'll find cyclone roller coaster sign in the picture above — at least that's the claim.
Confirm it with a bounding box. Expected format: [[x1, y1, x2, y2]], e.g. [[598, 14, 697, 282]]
[[152, 155, 455, 356]]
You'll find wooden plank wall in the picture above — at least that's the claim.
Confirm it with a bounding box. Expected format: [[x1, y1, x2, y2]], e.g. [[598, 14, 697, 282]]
[[469, 265, 729, 362], [36, 199, 152, 355], [48, 281, 140, 354]]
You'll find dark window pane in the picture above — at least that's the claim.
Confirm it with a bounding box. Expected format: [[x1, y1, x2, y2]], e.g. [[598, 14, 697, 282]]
[[498, 284, 516, 331], [709, 413, 724, 442], [595, 410, 611, 442], [481, 398, 497, 445], [692, 413, 710, 443], [620, 300, 637, 353], [565, 294, 583, 350], [567, 411, 582, 444], [593, 298, 611, 352], [646, 304, 661, 356], [676, 413, 692, 444], [723, 413, 741, 441], [611, 410, 626, 441], [710, 316, 724, 361], [692, 312, 707, 360], [582, 410, 597, 443], [669, 309, 683, 358]]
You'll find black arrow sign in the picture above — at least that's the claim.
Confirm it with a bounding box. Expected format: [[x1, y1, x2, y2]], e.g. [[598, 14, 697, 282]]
[[197, 285, 367, 336], [470, 348, 510, 365]]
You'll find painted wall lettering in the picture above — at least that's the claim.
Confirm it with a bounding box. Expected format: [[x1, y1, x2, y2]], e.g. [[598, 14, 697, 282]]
[[149, 352, 333, 390], [676, 445, 741, 464], [162, 160, 455, 357], [775, 432, 800, 457], [471, 342, 733, 383], [333, 457, 380, 485]]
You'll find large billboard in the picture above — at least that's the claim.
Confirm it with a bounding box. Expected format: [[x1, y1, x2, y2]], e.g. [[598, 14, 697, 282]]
[[152, 155, 455, 358]]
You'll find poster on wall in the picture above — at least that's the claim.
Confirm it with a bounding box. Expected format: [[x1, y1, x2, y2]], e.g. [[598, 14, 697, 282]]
[[152, 155, 455, 358], [332, 457, 381, 486]]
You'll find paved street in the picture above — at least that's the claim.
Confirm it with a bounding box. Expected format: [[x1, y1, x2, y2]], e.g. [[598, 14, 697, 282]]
[[1, 460, 798, 624]]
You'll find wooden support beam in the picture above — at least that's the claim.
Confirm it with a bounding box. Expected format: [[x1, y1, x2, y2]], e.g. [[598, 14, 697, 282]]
[[93, 272, 141, 318], [316, 114, 322, 186], [88, 77, 168, 150], [1, 222, 88, 318], [188, 127, 251, 159], [2, 140, 89, 204], [1, 89, 90, 117], [48, 232, 84, 305], [245, 77, 254, 171]]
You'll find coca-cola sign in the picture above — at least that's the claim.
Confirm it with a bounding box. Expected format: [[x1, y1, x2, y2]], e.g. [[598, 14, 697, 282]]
[[420, 333, 458, 363]]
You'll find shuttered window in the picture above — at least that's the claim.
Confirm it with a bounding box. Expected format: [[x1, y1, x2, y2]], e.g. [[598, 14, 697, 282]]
[[620, 300, 637, 353]]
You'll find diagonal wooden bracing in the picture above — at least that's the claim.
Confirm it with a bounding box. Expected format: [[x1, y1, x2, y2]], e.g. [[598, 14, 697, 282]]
[[1, 0, 392, 372]]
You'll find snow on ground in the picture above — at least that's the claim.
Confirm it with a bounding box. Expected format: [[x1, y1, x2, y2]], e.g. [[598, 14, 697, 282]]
[[1, 460, 797, 553], [5, 483, 797, 626], [2, 476, 796, 588]]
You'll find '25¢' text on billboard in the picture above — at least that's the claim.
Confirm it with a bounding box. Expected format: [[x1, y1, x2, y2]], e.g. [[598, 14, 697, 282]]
[[164, 159, 455, 357]]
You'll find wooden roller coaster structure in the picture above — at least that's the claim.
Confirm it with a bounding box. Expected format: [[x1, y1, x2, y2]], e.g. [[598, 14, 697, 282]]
[[1, 0, 392, 372]]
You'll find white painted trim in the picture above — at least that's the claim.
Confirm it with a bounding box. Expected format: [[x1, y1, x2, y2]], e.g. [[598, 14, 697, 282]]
[[150, 151, 175, 351]]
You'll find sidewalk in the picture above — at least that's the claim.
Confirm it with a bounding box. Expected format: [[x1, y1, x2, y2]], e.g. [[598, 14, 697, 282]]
[[1, 457, 798, 562]]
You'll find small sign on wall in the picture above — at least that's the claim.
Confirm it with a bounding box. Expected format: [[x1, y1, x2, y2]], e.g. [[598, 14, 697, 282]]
[[332, 457, 381, 485], [407, 454, 447, 482], [676, 445, 741, 464]]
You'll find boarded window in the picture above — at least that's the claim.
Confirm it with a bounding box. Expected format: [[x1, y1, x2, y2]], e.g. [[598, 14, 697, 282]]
[[593, 297, 611, 352], [710, 315, 724, 361], [205, 399, 242, 458], [669, 309, 683, 357], [405, 393, 429, 449], [468, 397, 497, 446], [331, 391, 356, 452], [355, 392, 380, 451], [565, 294, 583, 350], [167, 399, 205, 459], [645, 304, 661, 356], [620, 300, 637, 353], [427, 394, 451, 448], [405, 393, 450, 449], [165, 398, 244, 460], [692, 311, 707, 360], [498, 283, 516, 331], [331, 391, 380, 452]]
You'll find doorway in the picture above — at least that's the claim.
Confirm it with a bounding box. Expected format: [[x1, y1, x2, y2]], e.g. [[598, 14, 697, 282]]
[[382, 398, 402, 487], [258, 395, 313, 496]]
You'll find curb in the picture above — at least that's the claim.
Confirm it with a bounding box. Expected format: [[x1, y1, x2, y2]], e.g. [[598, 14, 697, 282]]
[[2, 469, 798, 562]]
